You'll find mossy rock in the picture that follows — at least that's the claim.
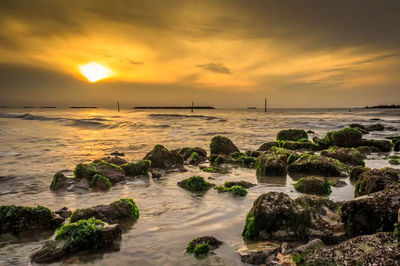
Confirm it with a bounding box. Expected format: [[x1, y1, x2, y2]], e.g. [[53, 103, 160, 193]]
[[288, 154, 344, 177], [186, 236, 222, 256], [228, 152, 256, 168], [366, 124, 384, 131], [394, 140, 400, 152], [324, 128, 363, 147], [354, 168, 400, 197], [90, 174, 112, 191], [209, 154, 228, 165], [359, 139, 392, 152], [321, 147, 364, 166], [74, 163, 98, 179], [143, 144, 183, 170], [281, 141, 321, 151], [389, 158, 400, 165], [30, 217, 121, 263], [349, 123, 369, 134], [349, 166, 370, 182], [178, 147, 207, 163], [328, 177, 347, 187], [50, 172, 72, 191], [256, 155, 287, 177], [70, 198, 139, 224], [100, 156, 128, 166], [0, 205, 62, 234], [215, 185, 248, 197], [122, 160, 151, 177], [209, 135, 239, 155], [224, 180, 256, 189], [276, 129, 308, 141], [257, 141, 279, 151], [339, 188, 400, 237], [356, 146, 373, 155], [294, 176, 331, 195], [242, 192, 339, 242], [177, 176, 213, 192]]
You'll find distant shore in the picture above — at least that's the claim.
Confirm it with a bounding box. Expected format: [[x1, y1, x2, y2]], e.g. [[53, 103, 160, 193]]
[[365, 104, 400, 109], [133, 106, 215, 109]]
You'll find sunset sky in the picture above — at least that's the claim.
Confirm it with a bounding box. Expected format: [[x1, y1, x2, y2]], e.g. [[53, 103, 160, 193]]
[[1, 0, 399, 108]]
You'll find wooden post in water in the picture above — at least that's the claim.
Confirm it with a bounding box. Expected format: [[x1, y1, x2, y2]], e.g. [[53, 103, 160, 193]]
[[191, 102, 194, 113], [264, 98, 267, 112], [117, 101, 120, 112]]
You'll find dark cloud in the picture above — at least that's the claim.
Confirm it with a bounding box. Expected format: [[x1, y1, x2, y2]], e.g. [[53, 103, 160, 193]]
[[197, 63, 231, 74]]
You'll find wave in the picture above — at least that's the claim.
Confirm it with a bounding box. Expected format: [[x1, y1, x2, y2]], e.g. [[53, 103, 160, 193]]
[[0, 112, 109, 129], [148, 113, 226, 121]]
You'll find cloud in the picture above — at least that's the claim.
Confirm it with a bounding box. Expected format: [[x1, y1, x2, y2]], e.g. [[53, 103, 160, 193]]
[[197, 63, 231, 74]]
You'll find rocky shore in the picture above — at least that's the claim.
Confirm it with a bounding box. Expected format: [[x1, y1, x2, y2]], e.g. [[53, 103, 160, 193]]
[[1, 124, 400, 264]]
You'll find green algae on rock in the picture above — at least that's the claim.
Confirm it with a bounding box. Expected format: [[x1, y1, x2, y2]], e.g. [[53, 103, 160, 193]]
[[321, 147, 364, 166], [276, 129, 308, 141], [121, 160, 151, 177], [70, 198, 139, 224], [288, 154, 344, 177], [0, 205, 62, 234], [215, 185, 248, 196], [294, 176, 332, 195], [186, 236, 222, 256], [256, 155, 287, 177], [90, 174, 112, 191], [177, 176, 213, 192], [209, 135, 239, 155], [323, 127, 363, 147], [143, 144, 184, 170], [31, 217, 121, 263], [354, 168, 400, 197], [224, 180, 255, 189]]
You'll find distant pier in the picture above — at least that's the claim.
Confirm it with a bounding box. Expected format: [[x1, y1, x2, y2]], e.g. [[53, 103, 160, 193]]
[[133, 106, 215, 110]]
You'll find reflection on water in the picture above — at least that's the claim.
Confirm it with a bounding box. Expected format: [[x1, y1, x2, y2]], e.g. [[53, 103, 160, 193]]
[[0, 108, 399, 265]]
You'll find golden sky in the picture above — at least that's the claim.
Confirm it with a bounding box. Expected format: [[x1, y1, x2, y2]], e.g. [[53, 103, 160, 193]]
[[0, 0, 399, 107]]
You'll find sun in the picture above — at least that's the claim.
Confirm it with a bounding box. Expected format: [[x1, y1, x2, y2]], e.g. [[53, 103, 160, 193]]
[[79, 62, 113, 82]]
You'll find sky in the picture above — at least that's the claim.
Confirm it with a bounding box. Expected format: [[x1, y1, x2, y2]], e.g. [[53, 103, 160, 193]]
[[0, 0, 399, 108]]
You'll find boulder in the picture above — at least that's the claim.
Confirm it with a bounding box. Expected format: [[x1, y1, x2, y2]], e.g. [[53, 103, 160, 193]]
[[215, 185, 248, 196], [256, 156, 287, 177], [90, 174, 112, 191], [224, 180, 256, 189], [294, 176, 331, 195], [366, 123, 384, 131], [101, 156, 128, 166], [186, 236, 222, 256], [349, 123, 369, 134], [339, 188, 400, 237], [320, 147, 364, 166], [242, 192, 343, 243], [121, 160, 151, 177], [209, 136, 239, 155], [70, 198, 139, 224], [327, 177, 347, 187], [209, 154, 229, 165], [356, 145, 373, 155], [143, 144, 184, 170], [177, 176, 213, 192], [359, 139, 392, 152], [237, 241, 280, 265], [54, 207, 72, 219], [31, 218, 121, 263], [288, 154, 343, 177], [178, 147, 207, 165], [276, 129, 308, 141], [257, 141, 278, 151], [0, 205, 63, 234], [323, 128, 363, 147], [228, 152, 256, 168], [395, 140, 400, 151], [349, 166, 369, 182], [91, 159, 126, 184], [354, 168, 399, 197], [302, 232, 399, 265], [280, 141, 320, 151], [50, 172, 75, 191]]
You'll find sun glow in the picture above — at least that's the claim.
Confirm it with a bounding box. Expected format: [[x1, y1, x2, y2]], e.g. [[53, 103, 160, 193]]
[[79, 62, 113, 82]]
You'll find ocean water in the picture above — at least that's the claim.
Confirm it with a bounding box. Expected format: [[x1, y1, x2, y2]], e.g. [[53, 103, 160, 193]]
[[0, 107, 399, 265]]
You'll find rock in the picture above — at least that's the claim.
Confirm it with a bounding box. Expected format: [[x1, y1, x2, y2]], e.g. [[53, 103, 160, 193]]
[[349, 123, 369, 134], [121, 160, 151, 177], [90, 174, 112, 191], [276, 129, 308, 141], [228, 152, 257, 168], [340, 188, 400, 237], [110, 151, 125, 156], [354, 168, 399, 197], [349, 166, 369, 182], [356, 145, 373, 155], [102, 156, 127, 165], [50, 172, 75, 191], [0, 205, 63, 234], [257, 141, 278, 151], [394, 140, 400, 151], [366, 123, 384, 131], [237, 241, 280, 264], [302, 232, 399, 265], [215, 185, 248, 196], [389, 155, 400, 165], [288, 154, 343, 177], [294, 238, 324, 253], [151, 168, 164, 178], [359, 139, 392, 152], [323, 128, 363, 147], [256, 155, 287, 177], [178, 147, 207, 166], [31, 218, 121, 263], [186, 236, 222, 256], [294, 176, 331, 195], [245, 150, 263, 157], [209, 154, 229, 165], [281, 141, 321, 151], [320, 147, 364, 166], [224, 180, 256, 189], [242, 192, 343, 243], [327, 177, 347, 187], [177, 176, 213, 192], [91, 159, 126, 184], [307, 130, 315, 134], [54, 207, 72, 219], [209, 135, 239, 155], [70, 198, 139, 224], [143, 144, 184, 170]]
